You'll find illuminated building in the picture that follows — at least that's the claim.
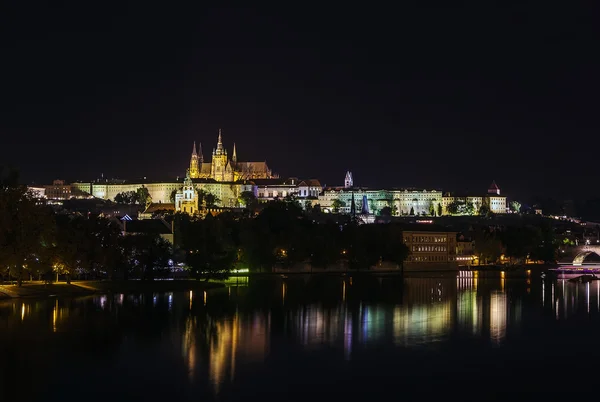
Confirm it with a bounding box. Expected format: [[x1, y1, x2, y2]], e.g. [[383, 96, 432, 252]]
[[71, 178, 255, 207], [442, 181, 507, 215], [189, 128, 276, 181], [174, 171, 199, 214], [254, 177, 322, 202], [403, 228, 458, 269], [319, 187, 443, 216]]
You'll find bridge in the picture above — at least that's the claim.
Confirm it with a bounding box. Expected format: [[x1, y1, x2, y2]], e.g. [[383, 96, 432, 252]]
[[571, 245, 600, 266]]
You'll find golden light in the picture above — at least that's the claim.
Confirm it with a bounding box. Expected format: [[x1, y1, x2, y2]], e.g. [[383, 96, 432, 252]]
[[21, 303, 25, 321], [189, 290, 193, 310], [203, 290, 207, 306]]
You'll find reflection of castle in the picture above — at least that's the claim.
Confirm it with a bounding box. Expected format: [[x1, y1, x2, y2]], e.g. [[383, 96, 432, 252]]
[[189, 129, 276, 182]]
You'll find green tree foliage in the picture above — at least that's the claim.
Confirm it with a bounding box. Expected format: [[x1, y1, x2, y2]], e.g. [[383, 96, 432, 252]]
[[429, 202, 435, 216], [331, 199, 346, 213], [136, 186, 151, 206], [447, 200, 475, 216], [510, 201, 522, 214], [409, 206, 415, 216], [239, 190, 257, 210], [169, 188, 182, 203], [437, 203, 443, 217]]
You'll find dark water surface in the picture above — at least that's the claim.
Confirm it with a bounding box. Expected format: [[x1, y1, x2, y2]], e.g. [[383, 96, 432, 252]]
[[1, 271, 599, 401]]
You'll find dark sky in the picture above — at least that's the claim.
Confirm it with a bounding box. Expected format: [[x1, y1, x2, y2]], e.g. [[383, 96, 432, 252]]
[[1, 3, 598, 201]]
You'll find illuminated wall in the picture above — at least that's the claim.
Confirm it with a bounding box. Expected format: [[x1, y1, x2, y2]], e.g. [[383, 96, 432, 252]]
[[70, 181, 254, 206]]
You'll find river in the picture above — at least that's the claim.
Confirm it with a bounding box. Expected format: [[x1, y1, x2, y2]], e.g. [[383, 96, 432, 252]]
[[0, 270, 598, 401]]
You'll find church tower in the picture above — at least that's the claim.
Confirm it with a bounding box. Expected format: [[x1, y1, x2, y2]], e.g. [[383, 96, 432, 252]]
[[232, 142, 237, 164], [189, 142, 200, 178], [344, 171, 353, 188], [211, 128, 229, 181], [488, 180, 500, 195]]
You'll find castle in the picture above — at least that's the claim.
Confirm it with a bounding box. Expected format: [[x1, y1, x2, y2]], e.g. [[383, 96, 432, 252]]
[[189, 129, 276, 182]]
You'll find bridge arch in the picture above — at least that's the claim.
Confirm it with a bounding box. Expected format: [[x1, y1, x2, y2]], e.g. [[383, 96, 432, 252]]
[[573, 246, 600, 265]]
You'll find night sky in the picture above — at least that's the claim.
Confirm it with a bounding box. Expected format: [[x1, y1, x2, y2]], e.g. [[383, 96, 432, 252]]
[[2, 4, 598, 201]]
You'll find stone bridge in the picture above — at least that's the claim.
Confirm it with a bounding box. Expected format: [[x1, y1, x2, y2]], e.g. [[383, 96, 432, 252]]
[[571, 245, 600, 265]]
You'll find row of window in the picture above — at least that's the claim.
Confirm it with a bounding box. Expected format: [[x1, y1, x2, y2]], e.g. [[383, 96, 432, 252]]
[[411, 246, 447, 252], [405, 236, 448, 243], [408, 256, 453, 262]]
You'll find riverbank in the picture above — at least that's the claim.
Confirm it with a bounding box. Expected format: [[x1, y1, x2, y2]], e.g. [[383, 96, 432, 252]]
[[0, 280, 224, 299]]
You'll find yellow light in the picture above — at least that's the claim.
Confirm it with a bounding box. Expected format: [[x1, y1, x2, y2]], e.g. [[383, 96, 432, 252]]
[[203, 291, 207, 305], [21, 303, 25, 321], [189, 290, 193, 310]]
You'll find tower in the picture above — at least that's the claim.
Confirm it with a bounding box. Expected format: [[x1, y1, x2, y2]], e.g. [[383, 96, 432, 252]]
[[488, 181, 500, 195], [189, 142, 200, 178], [175, 169, 199, 215], [344, 171, 353, 188], [232, 142, 237, 164], [211, 128, 229, 181]]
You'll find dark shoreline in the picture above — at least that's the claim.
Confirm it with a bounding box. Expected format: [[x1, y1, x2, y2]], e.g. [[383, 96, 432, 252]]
[[0, 280, 224, 299]]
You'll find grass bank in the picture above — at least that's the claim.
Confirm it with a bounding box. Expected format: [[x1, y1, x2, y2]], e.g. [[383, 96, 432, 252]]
[[0, 280, 224, 299]]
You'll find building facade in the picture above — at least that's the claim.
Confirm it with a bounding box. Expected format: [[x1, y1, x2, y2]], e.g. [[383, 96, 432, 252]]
[[254, 178, 322, 202], [189, 129, 276, 182], [319, 187, 443, 216], [403, 230, 458, 270], [174, 172, 199, 214], [71, 179, 254, 207]]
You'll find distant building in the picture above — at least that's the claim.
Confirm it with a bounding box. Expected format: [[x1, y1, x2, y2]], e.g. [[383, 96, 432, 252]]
[[344, 171, 353, 188], [319, 173, 442, 216], [403, 228, 458, 270], [175, 171, 199, 215], [189, 129, 276, 181], [254, 177, 322, 202], [27, 186, 46, 198], [139, 203, 175, 220], [44, 179, 72, 200], [442, 181, 507, 215]]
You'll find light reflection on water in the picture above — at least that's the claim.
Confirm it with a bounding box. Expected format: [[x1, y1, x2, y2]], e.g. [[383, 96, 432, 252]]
[[3, 270, 600, 399]]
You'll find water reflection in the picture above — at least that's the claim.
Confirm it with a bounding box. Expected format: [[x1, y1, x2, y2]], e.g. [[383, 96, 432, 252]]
[[4, 270, 600, 399]]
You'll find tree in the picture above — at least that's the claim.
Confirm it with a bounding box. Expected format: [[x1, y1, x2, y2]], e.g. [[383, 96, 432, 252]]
[[380, 206, 392, 216], [437, 203, 443, 217], [0, 171, 55, 286], [429, 202, 435, 216], [239, 190, 257, 210], [114, 191, 136, 204], [204, 192, 220, 207], [473, 227, 503, 265], [331, 199, 346, 213], [510, 200, 522, 214], [409, 206, 415, 216], [136, 186, 151, 206], [184, 215, 237, 280], [169, 188, 182, 203], [52, 215, 91, 284], [479, 203, 490, 216], [122, 234, 171, 280]]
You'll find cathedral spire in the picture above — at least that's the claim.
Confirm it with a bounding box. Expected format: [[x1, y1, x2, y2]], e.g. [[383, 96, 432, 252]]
[[232, 142, 237, 163], [215, 128, 225, 155], [198, 142, 203, 163], [192, 141, 197, 155]]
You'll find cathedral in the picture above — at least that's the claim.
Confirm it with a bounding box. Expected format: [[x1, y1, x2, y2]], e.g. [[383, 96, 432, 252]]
[[189, 129, 275, 182]]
